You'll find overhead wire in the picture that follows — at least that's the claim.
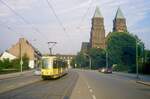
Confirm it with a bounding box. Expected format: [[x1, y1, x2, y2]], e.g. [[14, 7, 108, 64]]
[[0, 0, 49, 44], [46, 0, 66, 32], [78, 0, 94, 29], [46, 0, 70, 39], [0, 0, 49, 53], [45, 0, 74, 53], [0, 21, 23, 38], [0, 20, 43, 52]]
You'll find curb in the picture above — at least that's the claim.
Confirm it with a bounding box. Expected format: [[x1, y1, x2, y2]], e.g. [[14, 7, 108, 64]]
[[0, 70, 33, 80], [136, 81, 150, 86]]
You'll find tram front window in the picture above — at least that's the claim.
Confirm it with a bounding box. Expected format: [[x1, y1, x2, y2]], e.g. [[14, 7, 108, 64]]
[[42, 59, 50, 69]]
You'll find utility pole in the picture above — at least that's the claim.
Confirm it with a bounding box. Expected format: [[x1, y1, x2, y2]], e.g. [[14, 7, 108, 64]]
[[106, 45, 108, 69], [84, 53, 92, 70], [20, 39, 23, 73], [136, 40, 139, 80], [47, 42, 57, 55], [106, 51, 108, 69]]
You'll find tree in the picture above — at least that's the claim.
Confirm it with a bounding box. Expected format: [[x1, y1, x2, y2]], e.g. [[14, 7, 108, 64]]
[[142, 50, 150, 74], [75, 52, 89, 68], [22, 54, 29, 70], [0, 58, 12, 69], [106, 32, 142, 72], [88, 48, 106, 69]]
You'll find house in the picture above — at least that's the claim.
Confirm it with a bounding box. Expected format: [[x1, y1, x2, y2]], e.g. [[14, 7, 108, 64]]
[[0, 51, 17, 60], [7, 38, 42, 68]]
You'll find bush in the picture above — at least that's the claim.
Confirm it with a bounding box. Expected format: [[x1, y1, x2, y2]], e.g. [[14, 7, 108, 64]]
[[0, 58, 12, 69], [112, 64, 128, 72], [0, 54, 30, 72]]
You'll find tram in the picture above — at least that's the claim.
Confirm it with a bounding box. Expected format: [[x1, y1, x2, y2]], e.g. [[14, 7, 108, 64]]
[[41, 55, 68, 80]]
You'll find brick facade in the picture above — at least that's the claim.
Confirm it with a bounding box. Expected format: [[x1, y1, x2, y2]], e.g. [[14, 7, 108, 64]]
[[7, 38, 41, 68], [90, 17, 105, 49], [80, 7, 128, 52], [113, 18, 127, 32], [8, 38, 35, 60]]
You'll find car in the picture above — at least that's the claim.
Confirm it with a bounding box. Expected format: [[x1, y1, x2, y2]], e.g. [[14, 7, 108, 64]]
[[101, 68, 106, 73], [34, 68, 41, 76], [98, 67, 105, 72], [104, 68, 112, 74], [99, 68, 112, 74]]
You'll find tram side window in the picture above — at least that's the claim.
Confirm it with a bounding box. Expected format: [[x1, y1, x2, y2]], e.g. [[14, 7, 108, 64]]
[[53, 60, 58, 68], [42, 59, 49, 69]]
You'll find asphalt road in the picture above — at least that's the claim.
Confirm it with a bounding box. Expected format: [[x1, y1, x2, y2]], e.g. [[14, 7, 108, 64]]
[[0, 71, 41, 93], [71, 69, 150, 99], [0, 70, 78, 99], [0, 69, 149, 99]]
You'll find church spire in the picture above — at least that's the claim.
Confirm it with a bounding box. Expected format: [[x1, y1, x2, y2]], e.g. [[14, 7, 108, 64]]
[[113, 7, 127, 32], [93, 6, 103, 18], [90, 6, 105, 49], [115, 7, 125, 19]]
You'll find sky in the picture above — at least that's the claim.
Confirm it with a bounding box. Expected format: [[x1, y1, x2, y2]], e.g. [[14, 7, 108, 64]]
[[0, 0, 150, 55]]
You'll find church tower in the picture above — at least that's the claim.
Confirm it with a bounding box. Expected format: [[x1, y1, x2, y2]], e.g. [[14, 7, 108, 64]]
[[90, 7, 105, 49], [113, 7, 127, 32]]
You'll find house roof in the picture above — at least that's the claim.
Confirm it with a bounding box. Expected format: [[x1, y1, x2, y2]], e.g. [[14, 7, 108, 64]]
[[81, 42, 90, 51]]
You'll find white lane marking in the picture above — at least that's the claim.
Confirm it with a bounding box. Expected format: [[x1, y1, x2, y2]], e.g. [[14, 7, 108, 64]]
[[85, 81, 97, 99], [80, 74, 97, 99], [92, 94, 96, 99], [87, 85, 90, 89], [89, 88, 93, 93]]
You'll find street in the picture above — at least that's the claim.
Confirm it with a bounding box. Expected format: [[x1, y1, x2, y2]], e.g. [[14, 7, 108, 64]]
[[0, 69, 149, 99], [71, 69, 150, 99], [0, 70, 78, 99]]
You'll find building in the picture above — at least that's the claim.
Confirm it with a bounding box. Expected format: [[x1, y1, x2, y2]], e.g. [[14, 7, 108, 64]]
[[56, 54, 76, 68], [81, 42, 90, 52], [81, 7, 127, 51], [0, 51, 17, 60], [43, 54, 76, 68], [7, 38, 42, 68], [113, 7, 127, 32], [90, 7, 106, 49]]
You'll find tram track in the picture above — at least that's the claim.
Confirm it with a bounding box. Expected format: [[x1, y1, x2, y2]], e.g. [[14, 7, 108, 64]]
[[0, 70, 78, 99]]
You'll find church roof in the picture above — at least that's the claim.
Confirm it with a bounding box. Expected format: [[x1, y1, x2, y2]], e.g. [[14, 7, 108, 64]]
[[81, 42, 90, 51], [115, 7, 125, 19], [93, 6, 103, 18]]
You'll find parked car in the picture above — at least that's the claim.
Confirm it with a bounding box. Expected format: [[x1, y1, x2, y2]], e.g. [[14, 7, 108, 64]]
[[34, 68, 41, 76], [99, 68, 112, 74], [104, 68, 112, 74]]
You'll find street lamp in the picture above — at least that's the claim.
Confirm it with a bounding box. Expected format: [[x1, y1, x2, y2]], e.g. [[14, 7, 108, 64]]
[[136, 40, 144, 80], [105, 48, 108, 69], [19, 39, 23, 73], [84, 53, 92, 70]]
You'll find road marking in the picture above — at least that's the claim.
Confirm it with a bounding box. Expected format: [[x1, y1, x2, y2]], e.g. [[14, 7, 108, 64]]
[[92, 94, 96, 99], [85, 79, 96, 99], [89, 88, 93, 93], [80, 73, 97, 99]]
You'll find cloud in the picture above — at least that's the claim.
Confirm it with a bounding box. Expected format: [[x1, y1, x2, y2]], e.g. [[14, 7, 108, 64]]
[[0, 0, 150, 54]]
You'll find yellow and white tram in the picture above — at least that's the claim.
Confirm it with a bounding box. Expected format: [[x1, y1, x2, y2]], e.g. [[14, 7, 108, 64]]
[[41, 56, 68, 80]]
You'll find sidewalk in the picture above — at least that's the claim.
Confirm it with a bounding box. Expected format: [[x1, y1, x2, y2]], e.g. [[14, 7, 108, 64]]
[[0, 70, 34, 80], [113, 72, 150, 86], [0, 70, 41, 93]]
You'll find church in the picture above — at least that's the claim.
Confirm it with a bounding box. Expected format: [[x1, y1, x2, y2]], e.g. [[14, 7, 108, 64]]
[[81, 7, 127, 52]]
